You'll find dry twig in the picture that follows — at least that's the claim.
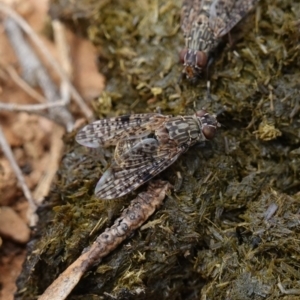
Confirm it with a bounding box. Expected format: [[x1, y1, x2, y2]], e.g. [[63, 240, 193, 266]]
[[0, 99, 74, 126], [4, 17, 74, 131], [0, 101, 69, 112], [52, 19, 73, 78], [5, 65, 47, 103], [33, 124, 65, 204], [38, 180, 171, 300], [0, 125, 38, 226], [0, 2, 93, 121], [52, 19, 72, 114]]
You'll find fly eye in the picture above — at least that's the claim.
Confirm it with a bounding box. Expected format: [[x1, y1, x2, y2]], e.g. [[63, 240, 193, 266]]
[[195, 110, 207, 118], [196, 51, 207, 68], [202, 125, 216, 140], [179, 48, 188, 64]]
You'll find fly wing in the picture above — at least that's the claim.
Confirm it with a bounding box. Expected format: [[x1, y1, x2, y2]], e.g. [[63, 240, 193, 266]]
[[75, 113, 167, 148], [209, 0, 258, 38], [95, 138, 184, 199], [114, 139, 143, 165]]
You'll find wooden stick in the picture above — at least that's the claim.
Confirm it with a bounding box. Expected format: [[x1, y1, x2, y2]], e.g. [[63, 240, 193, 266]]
[[0, 125, 38, 226], [0, 2, 94, 121], [38, 181, 171, 300]]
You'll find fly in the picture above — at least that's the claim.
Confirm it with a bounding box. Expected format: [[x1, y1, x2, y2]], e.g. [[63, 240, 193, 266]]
[[180, 0, 259, 81], [76, 110, 219, 199]]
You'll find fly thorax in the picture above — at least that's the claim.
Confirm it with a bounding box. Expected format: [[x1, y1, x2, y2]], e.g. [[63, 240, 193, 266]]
[[165, 116, 201, 145]]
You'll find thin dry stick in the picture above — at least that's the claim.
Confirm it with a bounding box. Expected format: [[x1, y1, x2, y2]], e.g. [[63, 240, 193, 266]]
[[0, 101, 69, 112], [0, 100, 74, 126], [0, 2, 93, 121], [4, 17, 74, 131], [52, 19, 73, 78], [38, 180, 171, 300], [0, 125, 38, 226], [5, 65, 47, 103], [33, 22, 72, 200], [52, 19, 72, 116], [33, 124, 65, 204]]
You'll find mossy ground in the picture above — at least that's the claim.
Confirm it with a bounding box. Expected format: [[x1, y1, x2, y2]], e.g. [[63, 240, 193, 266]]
[[16, 0, 300, 299]]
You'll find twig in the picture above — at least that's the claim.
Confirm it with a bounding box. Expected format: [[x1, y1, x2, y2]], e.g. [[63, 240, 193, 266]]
[[38, 180, 171, 300], [0, 100, 69, 112], [4, 17, 75, 132], [0, 2, 94, 121], [0, 125, 38, 226], [5, 65, 46, 103], [33, 124, 65, 204], [0, 100, 73, 127], [277, 277, 300, 295], [52, 19, 73, 78], [52, 19, 72, 111]]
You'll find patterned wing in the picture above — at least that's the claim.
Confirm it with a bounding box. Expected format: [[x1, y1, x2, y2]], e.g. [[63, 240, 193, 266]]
[[76, 113, 167, 148], [114, 139, 143, 165], [209, 0, 259, 38], [95, 138, 184, 199]]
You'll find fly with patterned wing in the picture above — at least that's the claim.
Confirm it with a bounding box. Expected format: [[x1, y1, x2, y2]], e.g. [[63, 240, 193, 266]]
[[180, 0, 259, 82], [76, 110, 219, 200]]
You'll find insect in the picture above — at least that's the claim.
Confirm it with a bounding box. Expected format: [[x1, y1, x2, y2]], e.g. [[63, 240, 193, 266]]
[[76, 110, 219, 200], [180, 0, 259, 81]]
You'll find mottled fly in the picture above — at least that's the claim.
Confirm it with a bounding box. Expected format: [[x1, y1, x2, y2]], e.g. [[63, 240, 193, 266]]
[[180, 0, 259, 81], [76, 110, 219, 200]]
